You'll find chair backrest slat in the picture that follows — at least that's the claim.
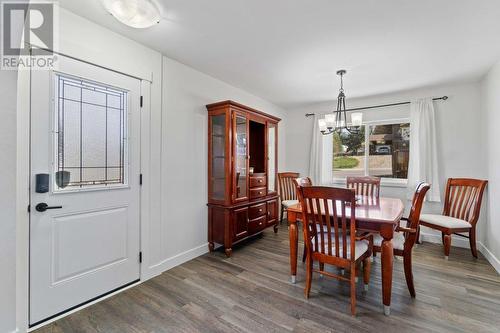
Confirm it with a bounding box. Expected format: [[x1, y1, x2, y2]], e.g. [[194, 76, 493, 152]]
[[332, 196, 340, 257], [323, 198, 332, 256], [297, 186, 356, 262], [346, 176, 381, 199], [443, 178, 488, 225]]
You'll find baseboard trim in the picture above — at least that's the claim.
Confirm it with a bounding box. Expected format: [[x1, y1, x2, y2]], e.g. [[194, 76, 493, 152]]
[[478, 242, 500, 274], [147, 243, 208, 277], [420, 232, 500, 274]]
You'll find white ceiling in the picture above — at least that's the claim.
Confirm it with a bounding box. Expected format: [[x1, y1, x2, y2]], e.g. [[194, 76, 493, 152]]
[[60, 0, 500, 108]]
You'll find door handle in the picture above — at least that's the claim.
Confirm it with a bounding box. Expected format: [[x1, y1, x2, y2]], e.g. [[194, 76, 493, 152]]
[[35, 203, 63, 212]]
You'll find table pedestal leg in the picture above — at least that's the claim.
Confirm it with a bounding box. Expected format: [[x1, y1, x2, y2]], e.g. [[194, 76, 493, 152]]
[[288, 211, 298, 283], [380, 226, 394, 316]]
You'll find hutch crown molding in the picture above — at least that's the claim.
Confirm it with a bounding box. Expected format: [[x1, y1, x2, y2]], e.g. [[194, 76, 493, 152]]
[[207, 100, 280, 257]]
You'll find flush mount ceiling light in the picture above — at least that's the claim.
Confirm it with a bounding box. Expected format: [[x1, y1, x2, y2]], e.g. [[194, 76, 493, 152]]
[[101, 0, 161, 28]]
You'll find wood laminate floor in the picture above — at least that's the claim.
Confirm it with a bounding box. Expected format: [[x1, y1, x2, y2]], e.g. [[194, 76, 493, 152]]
[[36, 223, 500, 333]]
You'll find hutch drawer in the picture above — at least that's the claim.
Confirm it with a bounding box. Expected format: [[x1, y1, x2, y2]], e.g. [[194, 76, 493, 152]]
[[250, 175, 267, 187], [248, 215, 267, 234], [249, 202, 267, 219], [249, 187, 267, 199]]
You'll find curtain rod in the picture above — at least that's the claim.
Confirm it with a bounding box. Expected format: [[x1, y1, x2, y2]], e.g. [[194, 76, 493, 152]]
[[304, 96, 448, 117]]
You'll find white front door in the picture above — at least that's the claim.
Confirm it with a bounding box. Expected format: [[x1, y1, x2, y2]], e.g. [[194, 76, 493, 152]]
[[29, 55, 142, 325]]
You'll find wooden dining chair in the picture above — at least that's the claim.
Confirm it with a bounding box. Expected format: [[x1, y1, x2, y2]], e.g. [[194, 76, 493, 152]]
[[346, 176, 381, 199], [419, 178, 488, 259], [292, 177, 313, 263], [297, 186, 373, 315], [278, 172, 300, 224], [373, 182, 430, 297]]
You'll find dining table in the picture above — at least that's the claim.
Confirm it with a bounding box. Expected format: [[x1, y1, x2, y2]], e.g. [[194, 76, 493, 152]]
[[286, 195, 405, 315]]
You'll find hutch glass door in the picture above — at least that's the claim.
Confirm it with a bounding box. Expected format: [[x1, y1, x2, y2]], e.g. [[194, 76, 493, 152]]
[[210, 114, 227, 202], [234, 112, 248, 201]]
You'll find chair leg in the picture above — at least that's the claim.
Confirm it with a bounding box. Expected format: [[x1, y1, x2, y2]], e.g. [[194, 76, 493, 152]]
[[280, 205, 284, 224], [350, 262, 356, 316], [416, 225, 422, 244], [469, 228, 478, 258], [363, 258, 371, 291], [403, 253, 415, 297], [302, 244, 307, 262], [443, 233, 452, 259], [304, 253, 313, 299], [441, 232, 445, 245]]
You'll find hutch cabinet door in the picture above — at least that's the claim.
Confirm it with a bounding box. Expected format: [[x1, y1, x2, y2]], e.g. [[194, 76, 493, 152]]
[[232, 111, 249, 202], [232, 206, 249, 240], [267, 122, 278, 194], [208, 111, 230, 204], [267, 199, 278, 226]]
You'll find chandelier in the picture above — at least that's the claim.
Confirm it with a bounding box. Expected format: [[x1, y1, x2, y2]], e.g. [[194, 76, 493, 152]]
[[318, 70, 363, 135]]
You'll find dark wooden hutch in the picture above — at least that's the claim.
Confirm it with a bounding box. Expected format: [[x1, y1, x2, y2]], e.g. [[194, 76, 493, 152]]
[[207, 101, 280, 257]]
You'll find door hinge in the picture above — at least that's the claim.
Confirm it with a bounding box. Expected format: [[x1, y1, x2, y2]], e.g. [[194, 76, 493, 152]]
[[139, 174, 143, 185], [139, 251, 143, 263], [140, 95, 143, 108], [27, 204, 30, 213]]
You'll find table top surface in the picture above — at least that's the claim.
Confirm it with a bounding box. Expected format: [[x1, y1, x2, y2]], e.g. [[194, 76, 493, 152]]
[[287, 196, 405, 224]]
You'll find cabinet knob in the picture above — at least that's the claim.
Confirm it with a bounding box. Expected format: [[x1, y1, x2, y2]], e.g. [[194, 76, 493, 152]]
[[258, 191, 262, 194], [259, 222, 263, 226], [259, 209, 263, 212], [258, 179, 262, 183]]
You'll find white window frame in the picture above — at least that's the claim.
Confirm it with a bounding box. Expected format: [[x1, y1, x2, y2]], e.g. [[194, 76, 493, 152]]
[[331, 118, 410, 188]]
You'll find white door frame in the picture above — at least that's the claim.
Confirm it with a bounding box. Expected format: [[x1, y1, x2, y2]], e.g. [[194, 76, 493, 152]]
[[16, 48, 154, 332]]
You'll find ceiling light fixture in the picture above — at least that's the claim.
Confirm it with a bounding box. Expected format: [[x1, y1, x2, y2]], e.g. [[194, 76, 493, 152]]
[[318, 70, 362, 135], [101, 0, 161, 29]]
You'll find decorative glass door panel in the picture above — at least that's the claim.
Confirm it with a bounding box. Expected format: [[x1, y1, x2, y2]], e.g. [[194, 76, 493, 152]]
[[267, 123, 277, 193], [210, 114, 226, 201], [234, 113, 248, 201], [54, 74, 128, 190]]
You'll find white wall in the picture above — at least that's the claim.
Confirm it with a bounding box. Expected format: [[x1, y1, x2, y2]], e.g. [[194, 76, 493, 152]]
[[0, 70, 18, 333], [145, 56, 287, 275], [285, 82, 488, 246], [480, 59, 500, 271]]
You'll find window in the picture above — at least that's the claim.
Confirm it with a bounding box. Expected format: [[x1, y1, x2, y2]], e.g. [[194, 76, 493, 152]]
[[54, 73, 128, 190], [333, 121, 410, 181]]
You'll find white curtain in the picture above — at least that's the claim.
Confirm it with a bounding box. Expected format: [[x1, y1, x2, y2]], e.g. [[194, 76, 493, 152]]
[[407, 98, 441, 202], [309, 115, 332, 185]]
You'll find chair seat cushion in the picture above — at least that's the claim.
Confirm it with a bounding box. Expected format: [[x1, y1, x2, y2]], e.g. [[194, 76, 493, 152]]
[[420, 214, 472, 229], [373, 232, 405, 250], [282, 199, 299, 207], [311, 237, 369, 260]]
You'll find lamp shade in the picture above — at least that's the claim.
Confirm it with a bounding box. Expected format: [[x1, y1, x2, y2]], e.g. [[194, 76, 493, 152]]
[[351, 112, 363, 127], [102, 0, 161, 28], [318, 119, 327, 132], [324, 114, 335, 128]]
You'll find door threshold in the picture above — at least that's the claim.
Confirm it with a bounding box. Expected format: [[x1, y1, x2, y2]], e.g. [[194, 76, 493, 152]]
[[29, 279, 141, 331]]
